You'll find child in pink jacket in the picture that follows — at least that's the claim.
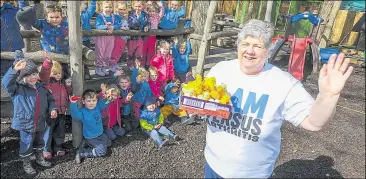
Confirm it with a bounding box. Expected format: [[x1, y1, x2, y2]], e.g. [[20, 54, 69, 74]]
[[148, 66, 164, 107], [150, 40, 175, 87]]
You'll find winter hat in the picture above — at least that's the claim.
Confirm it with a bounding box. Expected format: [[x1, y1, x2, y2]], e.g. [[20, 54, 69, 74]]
[[18, 59, 39, 80], [144, 96, 156, 107], [51, 61, 62, 75], [13, 50, 25, 62]]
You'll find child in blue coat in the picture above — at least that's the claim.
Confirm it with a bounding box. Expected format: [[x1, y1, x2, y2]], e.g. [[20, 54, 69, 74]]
[[172, 35, 192, 82], [140, 96, 182, 148], [69, 89, 112, 164], [1, 57, 57, 177], [159, 0, 186, 30]]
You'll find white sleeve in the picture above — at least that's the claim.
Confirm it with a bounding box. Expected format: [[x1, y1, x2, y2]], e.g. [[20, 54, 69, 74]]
[[206, 62, 223, 78], [282, 81, 315, 127]]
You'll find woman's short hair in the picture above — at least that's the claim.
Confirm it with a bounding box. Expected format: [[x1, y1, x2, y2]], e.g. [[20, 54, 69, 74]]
[[236, 19, 275, 49]]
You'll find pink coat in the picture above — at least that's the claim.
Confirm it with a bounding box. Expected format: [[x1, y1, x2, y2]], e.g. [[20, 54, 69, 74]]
[[148, 79, 163, 98], [39, 59, 72, 115], [150, 54, 175, 84], [98, 92, 123, 129]]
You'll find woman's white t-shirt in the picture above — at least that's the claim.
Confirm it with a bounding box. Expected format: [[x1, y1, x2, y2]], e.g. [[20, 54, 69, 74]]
[[204, 59, 314, 178]]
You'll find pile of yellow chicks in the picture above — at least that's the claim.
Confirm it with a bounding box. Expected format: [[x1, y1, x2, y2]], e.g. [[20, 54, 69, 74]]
[[181, 74, 231, 105]]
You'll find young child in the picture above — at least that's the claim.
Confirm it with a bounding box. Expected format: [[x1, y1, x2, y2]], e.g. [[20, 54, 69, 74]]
[[172, 35, 192, 82], [130, 57, 141, 91], [128, 1, 149, 66], [110, 1, 129, 72], [132, 68, 152, 122], [140, 96, 182, 149], [1, 58, 57, 176], [69, 89, 112, 164], [98, 83, 126, 141], [143, 1, 164, 68], [161, 79, 195, 125], [148, 66, 164, 107], [80, 0, 97, 80], [159, 0, 186, 30], [39, 52, 72, 159], [17, 5, 70, 79], [95, 1, 121, 76], [150, 40, 175, 87]]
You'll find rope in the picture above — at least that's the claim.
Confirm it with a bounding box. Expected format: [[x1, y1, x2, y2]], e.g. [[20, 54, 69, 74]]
[[337, 104, 366, 115]]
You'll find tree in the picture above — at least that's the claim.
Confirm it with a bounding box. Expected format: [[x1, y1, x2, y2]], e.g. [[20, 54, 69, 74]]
[[265, 1, 273, 22], [190, 1, 211, 56]]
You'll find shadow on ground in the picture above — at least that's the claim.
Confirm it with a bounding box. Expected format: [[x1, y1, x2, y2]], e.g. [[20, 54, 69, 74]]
[[273, 156, 344, 178]]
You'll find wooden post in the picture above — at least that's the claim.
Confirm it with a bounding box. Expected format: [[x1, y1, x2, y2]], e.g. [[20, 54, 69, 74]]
[[319, 1, 342, 48], [195, 1, 218, 76], [239, 1, 248, 24], [67, 1, 84, 149], [265, 1, 274, 22]]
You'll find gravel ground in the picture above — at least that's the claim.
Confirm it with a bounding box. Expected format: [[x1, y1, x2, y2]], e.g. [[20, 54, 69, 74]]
[[1, 53, 365, 178]]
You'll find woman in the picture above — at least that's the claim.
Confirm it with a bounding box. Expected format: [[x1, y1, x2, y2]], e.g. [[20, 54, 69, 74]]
[[203, 19, 353, 178]]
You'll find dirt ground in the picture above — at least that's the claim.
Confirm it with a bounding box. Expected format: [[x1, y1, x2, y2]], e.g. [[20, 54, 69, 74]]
[[1, 50, 365, 178]]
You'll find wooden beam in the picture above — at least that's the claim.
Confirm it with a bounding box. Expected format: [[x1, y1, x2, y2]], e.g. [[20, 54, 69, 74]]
[[213, 20, 241, 28], [67, 1, 83, 149], [1, 51, 94, 66], [196, 1, 218, 76], [207, 30, 239, 40]]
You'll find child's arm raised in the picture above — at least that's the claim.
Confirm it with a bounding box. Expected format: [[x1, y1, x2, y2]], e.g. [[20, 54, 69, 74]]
[[157, 1, 165, 19], [177, 6, 186, 17], [86, 0, 97, 17], [69, 96, 83, 120], [1, 60, 27, 97], [186, 36, 192, 55], [172, 39, 179, 58], [39, 52, 52, 85], [96, 97, 111, 111]]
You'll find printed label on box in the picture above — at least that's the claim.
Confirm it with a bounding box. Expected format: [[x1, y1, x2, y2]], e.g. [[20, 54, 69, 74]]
[[204, 102, 218, 111], [182, 98, 205, 109]]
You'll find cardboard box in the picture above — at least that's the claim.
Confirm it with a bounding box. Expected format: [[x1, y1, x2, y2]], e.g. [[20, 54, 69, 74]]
[[179, 95, 232, 119]]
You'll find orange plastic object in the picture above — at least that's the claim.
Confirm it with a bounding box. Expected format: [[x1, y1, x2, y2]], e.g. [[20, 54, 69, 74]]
[[71, 96, 81, 101], [179, 95, 232, 119]]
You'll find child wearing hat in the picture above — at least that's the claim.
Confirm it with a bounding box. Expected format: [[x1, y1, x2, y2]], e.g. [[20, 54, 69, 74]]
[[161, 79, 195, 125], [39, 53, 72, 159], [98, 83, 126, 141], [1, 53, 58, 177], [140, 96, 182, 149]]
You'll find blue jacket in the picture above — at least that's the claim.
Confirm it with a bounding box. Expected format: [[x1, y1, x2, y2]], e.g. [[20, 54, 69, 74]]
[[69, 99, 110, 139], [81, 0, 96, 42], [115, 13, 129, 40], [130, 68, 139, 91], [1, 67, 56, 132], [121, 88, 132, 115], [133, 81, 152, 103], [159, 6, 185, 30], [164, 82, 180, 109], [32, 19, 70, 55], [95, 13, 121, 31], [128, 10, 149, 40], [1, 2, 26, 51], [140, 108, 164, 131], [173, 39, 191, 73]]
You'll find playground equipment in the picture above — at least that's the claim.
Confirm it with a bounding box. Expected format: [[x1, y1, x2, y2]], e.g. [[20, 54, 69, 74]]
[[320, 12, 365, 67], [268, 12, 324, 81]]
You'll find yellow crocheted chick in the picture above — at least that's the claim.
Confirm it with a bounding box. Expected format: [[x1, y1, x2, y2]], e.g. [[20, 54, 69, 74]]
[[219, 93, 231, 104], [203, 77, 216, 91], [195, 74, 203, 85], [210, 90, 221, 100], [216, 84, 225, 94], [182, 84, 194, 97], [194, 84, 203, 96]]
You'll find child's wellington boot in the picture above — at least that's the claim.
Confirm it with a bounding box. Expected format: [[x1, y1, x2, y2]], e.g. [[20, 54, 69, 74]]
[[22, 156, 37, 177], [96, 67, 105, 77], [35, 152, 52, 168], [102, 67, 109, 76]]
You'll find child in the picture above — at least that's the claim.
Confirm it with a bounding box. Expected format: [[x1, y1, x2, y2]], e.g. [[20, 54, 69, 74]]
[[69, 89, 112, 164], [128, 1, 149, 66], [1, 58, 57, 176], [140, 96, 182, 149], [80, 0, 97, 80], [172, 35, 192, 82], [161, 79, 195, 125], [143, 1, 164, 68], [159, 0, 186, 30], [16, 5, 70, 79], [132, 68, 152, 122], [95, 1, 121, 76], [98, 83, 126, 141], [39, 52, 72, 159], [150, 40, 175, 87], [148, 66, 164, 107], [110, 1, 129, 72]]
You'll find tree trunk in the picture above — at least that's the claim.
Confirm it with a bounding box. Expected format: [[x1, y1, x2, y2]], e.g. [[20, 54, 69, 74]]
[[195, 1, 218, 76], [319, 1, 342, 48], [315, 1, 334, 45], [265, 0, 273, 22], [191, 1, 211, 56]]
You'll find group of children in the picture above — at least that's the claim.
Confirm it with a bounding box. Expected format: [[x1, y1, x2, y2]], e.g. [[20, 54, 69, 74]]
[[1, 0, 196, 177]]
